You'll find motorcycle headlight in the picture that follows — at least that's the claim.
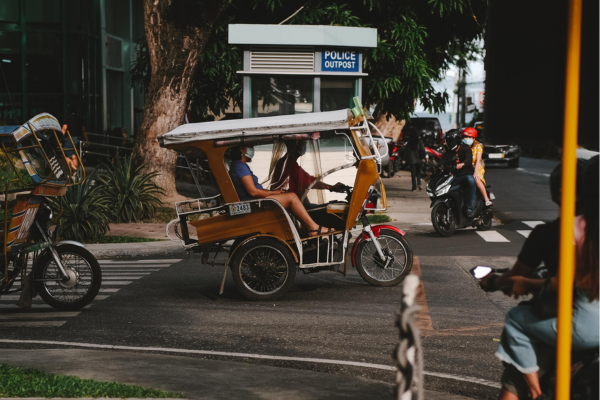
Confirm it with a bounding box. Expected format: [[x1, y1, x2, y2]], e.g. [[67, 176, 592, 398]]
[[434, 176, 454, 196]]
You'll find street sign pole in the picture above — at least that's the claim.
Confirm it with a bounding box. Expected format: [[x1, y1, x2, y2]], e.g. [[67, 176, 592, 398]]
[[556, 0, 582, 398]]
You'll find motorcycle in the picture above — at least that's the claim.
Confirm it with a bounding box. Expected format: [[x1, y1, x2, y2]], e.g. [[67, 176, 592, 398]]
[[470, 266, 599, 400], [420, 146, 443, 182], [426, 158, 494, 237], [0, 113, 102, 310]]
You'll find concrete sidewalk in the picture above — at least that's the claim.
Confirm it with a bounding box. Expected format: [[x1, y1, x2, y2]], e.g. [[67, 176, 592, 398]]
[[0, 348, 474, 400]]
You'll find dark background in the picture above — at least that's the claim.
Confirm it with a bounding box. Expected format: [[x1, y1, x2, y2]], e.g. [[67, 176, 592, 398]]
[[485, 0, 599, 154]]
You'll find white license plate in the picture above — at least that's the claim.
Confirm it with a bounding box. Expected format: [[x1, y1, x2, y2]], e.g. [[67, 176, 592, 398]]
[[229, 203, 251, 216], [488, 153, 505, 159]]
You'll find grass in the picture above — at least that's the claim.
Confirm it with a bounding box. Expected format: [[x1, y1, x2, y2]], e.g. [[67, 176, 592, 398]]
[[86, 235, 167, 244], [357, 214, 392, 225], [0, 364, 183, 398]]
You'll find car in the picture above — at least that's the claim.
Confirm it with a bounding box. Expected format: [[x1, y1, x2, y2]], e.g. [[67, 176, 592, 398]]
[[475, 122, 521, 168], [402, 116, 444, 148]]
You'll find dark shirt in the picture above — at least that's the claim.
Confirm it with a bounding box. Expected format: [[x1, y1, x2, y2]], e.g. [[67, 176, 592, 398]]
[[518, 219, 560, 277], [230, 160, 263, 201], [441, 143, 473, 177], [63, 113, 85, 139], [406, 139, 425, 165]]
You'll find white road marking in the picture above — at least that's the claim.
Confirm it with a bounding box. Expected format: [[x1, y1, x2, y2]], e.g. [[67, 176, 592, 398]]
[[0, 312, 80, 320], [0, 321, 66, 328], [413, 222, 432, 225], [99, 281, 132, 285], [517, 230, 532, 238], [102, 276, 142, 280], [100, 269, 160, 272], [99, 260, 181, 264], [516, 168, 551, 177], [522, 221, 545, 228], [0, 339, 501, 389], [99, 288, 119, 293], [476, 231, 510, 242], [100, 272, 152, 275]]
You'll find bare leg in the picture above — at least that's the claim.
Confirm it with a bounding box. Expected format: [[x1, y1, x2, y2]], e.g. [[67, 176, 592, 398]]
[[523, 372, 542, 399], [498, 389, 519, 400], [267, 192, 327, 235], [475, 176, 490, 202]]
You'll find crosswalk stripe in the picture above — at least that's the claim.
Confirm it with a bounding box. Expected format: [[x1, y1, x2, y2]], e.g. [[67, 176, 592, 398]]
[[99, 260, 181, 264], [476, 231, 510, 242], [0, 312, 80, 320], [517, 230, 532, 238], [99, 265, 171, 268], [522, 221, 545, 228], [99, 288, 119, 293], [99, 269, 159, 272], [0, 321, 66, 328], [102, 276, 142, 280]]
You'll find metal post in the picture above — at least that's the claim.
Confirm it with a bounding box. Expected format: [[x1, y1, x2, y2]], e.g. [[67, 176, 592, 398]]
[[556, 0, 582, 397]]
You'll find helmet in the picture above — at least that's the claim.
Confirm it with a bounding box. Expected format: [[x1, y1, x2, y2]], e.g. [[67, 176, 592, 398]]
[[462, 127, 478, 138], [445, 129, 462, 151], [549, 158, 587, 209]]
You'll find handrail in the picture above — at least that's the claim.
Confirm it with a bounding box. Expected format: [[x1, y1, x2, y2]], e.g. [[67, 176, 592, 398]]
[[556, 0, 582, 397]]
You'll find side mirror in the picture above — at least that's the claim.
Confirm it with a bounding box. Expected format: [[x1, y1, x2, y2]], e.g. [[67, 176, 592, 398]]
[[470, 265, 492, 280]]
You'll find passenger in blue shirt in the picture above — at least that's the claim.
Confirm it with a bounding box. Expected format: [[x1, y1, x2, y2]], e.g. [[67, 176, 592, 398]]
[[229, 146, 330, 237]]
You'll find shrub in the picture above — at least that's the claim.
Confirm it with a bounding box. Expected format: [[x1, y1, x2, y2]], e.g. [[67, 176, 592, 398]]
[[95, 157, 165, 222], [52, 170, 112, 241]]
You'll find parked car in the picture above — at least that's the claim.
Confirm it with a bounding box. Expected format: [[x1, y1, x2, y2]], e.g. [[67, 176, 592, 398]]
[[402, 117, 444, 148], [483, 144, 521, 168]]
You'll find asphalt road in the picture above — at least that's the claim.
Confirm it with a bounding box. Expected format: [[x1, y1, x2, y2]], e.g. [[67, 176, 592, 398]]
[[0, 157, 560, 399]]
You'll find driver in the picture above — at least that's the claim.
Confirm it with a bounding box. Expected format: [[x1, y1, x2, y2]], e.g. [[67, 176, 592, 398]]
[[270, 137, 345, 198], [441, 129, 476, 217]]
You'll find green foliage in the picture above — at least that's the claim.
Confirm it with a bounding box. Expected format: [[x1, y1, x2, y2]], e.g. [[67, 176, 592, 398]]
[[95, 157, 165, 223], [0, 364, 183, 398], [52, 170, 112, 242], [357, 214, 392, 225], [87, 235, 167, 244], [130, 0, 486, 121]]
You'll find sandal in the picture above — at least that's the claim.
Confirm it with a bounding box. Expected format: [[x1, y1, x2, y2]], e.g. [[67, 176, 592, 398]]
[[485, 201, 493, 207], [308, 226, 332, 237]]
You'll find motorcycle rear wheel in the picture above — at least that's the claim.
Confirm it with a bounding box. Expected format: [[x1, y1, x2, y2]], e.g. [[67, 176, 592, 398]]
[[432, 203, 456, 237], [33, 244, 102, 311], [477, 218, 492, 231], [355, 229, 413, 286]]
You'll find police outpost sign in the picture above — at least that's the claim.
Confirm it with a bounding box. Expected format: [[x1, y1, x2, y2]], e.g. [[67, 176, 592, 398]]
[[321, 49, 359, 72]]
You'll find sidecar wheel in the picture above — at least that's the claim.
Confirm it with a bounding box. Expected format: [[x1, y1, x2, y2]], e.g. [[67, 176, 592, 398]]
[[33, 244, 102, 311], [230, 237, 296, 301]]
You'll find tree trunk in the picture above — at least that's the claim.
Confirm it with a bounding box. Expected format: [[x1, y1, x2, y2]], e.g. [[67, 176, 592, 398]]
[[133, 0, 227, 196]]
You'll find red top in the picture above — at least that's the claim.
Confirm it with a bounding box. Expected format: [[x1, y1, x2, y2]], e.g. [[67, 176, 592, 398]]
[[270, 154, 315, 197]]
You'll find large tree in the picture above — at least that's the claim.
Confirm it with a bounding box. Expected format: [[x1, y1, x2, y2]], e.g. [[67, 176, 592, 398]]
[[133, 0, 228, 195], [132, 0, 485, 193]]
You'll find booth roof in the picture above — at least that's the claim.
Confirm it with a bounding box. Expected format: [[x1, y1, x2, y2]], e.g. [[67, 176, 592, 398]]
[[159, 109, 354, 146]]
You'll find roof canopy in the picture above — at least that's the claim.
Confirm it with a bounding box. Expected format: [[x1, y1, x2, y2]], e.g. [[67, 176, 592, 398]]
[[0, 113, 62, 142], [160, 109, 353, 147], [228, 25, 377, 48]]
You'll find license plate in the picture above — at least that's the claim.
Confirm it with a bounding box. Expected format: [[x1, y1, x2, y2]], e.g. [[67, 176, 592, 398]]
[[229, 203, 251, 216], [488, 153, 505, 159]]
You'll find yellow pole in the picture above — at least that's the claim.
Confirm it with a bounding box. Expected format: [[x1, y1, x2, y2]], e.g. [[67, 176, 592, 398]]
[[556, 0, 582, 397]]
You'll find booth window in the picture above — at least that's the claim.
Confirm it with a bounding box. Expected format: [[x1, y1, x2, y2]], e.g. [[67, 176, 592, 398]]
[[321, 78, 356, 112], [251, 76, 313, 117]]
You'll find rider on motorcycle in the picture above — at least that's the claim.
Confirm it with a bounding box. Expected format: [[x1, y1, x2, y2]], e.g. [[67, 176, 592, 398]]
[[462, 127, 492, 206], [441, 129, 476, 217]]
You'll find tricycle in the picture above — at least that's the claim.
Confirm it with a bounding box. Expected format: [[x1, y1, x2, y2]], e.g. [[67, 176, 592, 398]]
[[0, 113, 101, 310], [160, 103, 413, 300]]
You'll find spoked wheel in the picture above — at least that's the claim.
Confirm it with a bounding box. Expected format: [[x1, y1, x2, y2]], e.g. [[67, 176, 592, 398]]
[[33, 244, 102, 311], [230, 237, 296, 301], [355, 229, 413, 286], [431, 203, 455, 237]]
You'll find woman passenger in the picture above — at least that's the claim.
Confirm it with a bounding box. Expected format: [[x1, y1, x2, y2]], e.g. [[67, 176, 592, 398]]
[[462, 127, 492, 206], [229, 146, 330, 237]]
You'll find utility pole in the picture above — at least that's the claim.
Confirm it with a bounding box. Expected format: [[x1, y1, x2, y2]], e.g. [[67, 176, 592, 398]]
[[460, 68, 467, 128]]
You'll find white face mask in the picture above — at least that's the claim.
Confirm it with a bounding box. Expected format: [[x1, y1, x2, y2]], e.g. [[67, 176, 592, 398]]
[[463, 138, 474, 146], [243, 147, 255, 159]]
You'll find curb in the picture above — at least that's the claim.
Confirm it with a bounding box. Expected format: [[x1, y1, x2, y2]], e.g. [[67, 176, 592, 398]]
[[85, 241, 185, 259]]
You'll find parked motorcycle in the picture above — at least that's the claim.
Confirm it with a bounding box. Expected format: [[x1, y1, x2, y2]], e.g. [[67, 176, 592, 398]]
[[470, 266, 599, 400], [426, 159, 494, 237], [420, 146, 443, 181]]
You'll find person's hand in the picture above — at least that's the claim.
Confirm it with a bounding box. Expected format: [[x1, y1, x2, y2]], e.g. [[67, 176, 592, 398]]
[[456, 163, 464, 169], [508, 276, 530, 299], [480, 274, 498, 292], [330, 182, 346, 192]]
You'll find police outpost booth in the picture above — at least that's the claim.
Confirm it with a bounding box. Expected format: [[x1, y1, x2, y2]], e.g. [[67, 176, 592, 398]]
[[228, 25, 377, 118]]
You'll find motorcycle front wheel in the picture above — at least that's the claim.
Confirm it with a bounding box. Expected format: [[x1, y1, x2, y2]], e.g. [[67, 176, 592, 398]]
[[432, 203, 456, 237], [33, 244, 102, 311], [355, 229, 413, 286]]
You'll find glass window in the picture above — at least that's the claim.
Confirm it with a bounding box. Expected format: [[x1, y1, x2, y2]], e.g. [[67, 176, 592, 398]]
[[0, 0, 20, 23], [0, 32, 23, 93], [251, 76, 313, 117], [0, 94, 23, 124], [25, 0, 61, 29], [28, 95, 63, 121], [321, 78, 356, 112], [26, 32, 62, 93]]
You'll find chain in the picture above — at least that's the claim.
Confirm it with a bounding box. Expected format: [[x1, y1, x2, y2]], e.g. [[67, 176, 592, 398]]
[[393, 275, 424, 400]]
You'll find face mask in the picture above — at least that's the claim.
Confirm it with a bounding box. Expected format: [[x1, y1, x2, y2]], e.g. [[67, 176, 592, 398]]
[[243, 147, 255, 159], [463, 138, 474, 146]]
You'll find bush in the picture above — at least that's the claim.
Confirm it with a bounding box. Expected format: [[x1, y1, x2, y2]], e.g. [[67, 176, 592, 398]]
[[52, 170, 112, 241], [95, 157, 165, 222]]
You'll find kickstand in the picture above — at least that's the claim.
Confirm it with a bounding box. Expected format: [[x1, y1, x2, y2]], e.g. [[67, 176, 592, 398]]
[[219, 265, 228, 295]]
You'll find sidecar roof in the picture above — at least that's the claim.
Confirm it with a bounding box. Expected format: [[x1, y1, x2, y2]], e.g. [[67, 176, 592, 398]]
[[0, 113, 62, 142], [159, 109, 354, 147]]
